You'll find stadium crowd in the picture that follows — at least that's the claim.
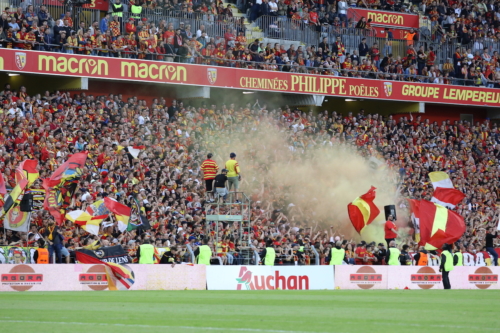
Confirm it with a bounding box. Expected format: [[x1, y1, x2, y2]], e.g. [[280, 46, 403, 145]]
[[0, 82, 499, 265], [2, 2, 500, 86]]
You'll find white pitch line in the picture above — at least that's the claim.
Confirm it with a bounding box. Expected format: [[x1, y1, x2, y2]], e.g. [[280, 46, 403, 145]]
[[0, 320, 332, 333], [1, 319, 492, 332], [342, 320, 495, 331]]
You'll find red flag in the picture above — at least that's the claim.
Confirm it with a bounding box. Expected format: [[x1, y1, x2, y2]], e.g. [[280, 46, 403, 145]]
[[104, 197, 131, 232], [418, 200, 465, 250], [347, 186, 380, 234], [43, 153, 88, 224], [431, 187, 465, 209], [15, 159, 39, 189], [46, 152, 88, 185], [104, 197, 131, 216]]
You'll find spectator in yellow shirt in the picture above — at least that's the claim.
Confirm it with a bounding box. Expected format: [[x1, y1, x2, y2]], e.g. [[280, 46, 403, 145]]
[[225, 152, 241, 202]]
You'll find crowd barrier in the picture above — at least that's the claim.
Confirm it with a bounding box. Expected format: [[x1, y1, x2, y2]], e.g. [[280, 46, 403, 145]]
[[206, 266, 334, 290], [1, 265, 499, 291], [0, 264, 206, 292], [335, 265, 500, 290]]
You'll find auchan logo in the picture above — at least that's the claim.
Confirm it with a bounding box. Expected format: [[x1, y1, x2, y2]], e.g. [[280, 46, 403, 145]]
[[367, 12, 404, 25], [38, 55, 108, 75], [411, 267, 441, 289], [349, 266, 383, 289], [469, 267, 498, 289], [1, 264, 43, 291], [235, 266, 309, 290]]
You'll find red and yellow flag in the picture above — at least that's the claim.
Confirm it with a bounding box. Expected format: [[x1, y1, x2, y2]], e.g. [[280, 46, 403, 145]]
[[75, 251, 134, 290], [1, 159, 39, 217], [418, 200, 465, 250], [347, 186, 380, 234], [43, 153, 88, 225]]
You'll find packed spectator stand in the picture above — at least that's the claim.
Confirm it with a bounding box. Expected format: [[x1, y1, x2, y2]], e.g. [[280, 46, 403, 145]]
[[1, 0, 500, 87], [0, 80, 499, 266], [0, 0, 500, 266]]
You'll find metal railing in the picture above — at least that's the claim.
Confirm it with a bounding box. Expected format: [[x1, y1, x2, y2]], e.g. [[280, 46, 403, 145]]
[[6, 1, 100, 35], [254, 15, 322, 47], [120, 11, 245, 43], [186, 243, 195, 263], [433, 36, 500, 65], [254, 16, 417, 59]]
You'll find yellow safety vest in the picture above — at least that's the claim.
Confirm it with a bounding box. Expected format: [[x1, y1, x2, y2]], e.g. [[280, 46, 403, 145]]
[[329, 248, 345, 265], [443, 250, 454, 272], [388, 247, 400, 265], [112, 3, 123, 17], [139, 244, 154, 264], [131, 5, 142, 19], [197, 245, 211, 265], [264, 247, 275, 266]]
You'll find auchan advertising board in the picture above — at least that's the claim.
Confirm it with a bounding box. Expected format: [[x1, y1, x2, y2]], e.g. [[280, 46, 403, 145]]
[[206, 266, 334, 290], [1, 49, 500, 107]]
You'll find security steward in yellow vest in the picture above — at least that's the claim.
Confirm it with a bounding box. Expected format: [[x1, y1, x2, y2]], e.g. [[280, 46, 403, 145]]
[[440, 243, 456, 289], [260, 240, 276, 266], [137, 239, 155, 264], [195, 238, 212, 265], [414, 247, 429, 266], [33, 241, 49, 264], [385, 241, 401, 265], [328, 241, 346, 265], [131, 3, 142, 21], [112, 0, 124, 24]]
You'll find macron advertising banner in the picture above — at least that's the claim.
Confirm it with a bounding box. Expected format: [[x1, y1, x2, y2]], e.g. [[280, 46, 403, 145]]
[[206, 266, 334, 290], [347, 8, 419, 28], [1, 49, 500, 108]]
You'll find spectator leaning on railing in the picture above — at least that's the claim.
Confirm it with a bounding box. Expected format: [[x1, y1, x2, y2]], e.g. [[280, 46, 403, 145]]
[[2, 2, 498, 86]]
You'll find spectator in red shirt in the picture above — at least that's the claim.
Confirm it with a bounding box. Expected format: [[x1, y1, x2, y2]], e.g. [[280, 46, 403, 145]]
[[364, 244, 378, 265], [384, 215, 398, 247], [200, 153, 219, 202], [354, 241, 367, 265]]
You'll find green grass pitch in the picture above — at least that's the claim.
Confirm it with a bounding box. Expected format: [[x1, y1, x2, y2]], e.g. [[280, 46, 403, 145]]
[[0, 290, 498, 333]]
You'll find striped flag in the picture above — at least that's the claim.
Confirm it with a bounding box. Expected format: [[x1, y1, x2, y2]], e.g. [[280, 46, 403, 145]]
[[1, 160, 39, 218], [104, 197, 131, 232], [43, 153, 88, 224], [128, 146, 145, 159], [75, 251, 135, 290], [428, 171, 465, 209], [347, 186, 380, 234], [431, 187, 466, 209], [418, 200, 465, 250], [429, 171, 453, 189], [66, 210, 108, 236]]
